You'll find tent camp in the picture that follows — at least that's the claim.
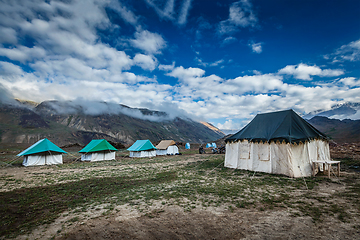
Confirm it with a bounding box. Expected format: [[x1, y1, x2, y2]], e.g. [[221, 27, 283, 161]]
[[17, 138, 67, 166], [127, 140, 157, 158], [224, 109, 330, 177], [156, 140, 179, 155], [79, 139, 117, 161]]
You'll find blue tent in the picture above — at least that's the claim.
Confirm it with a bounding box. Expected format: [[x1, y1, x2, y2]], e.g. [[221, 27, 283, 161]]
[[212, 143, 217, 148], [185, 143, 190, 149], [206, 143, 212, 148]]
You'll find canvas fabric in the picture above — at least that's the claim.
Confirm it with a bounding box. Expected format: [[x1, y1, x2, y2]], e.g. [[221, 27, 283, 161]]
[[224, 139, 330, 177], [156, 145, 179, 155], [129, 150, 156, 158], [81, 151, 115, 161], [22, 152, 63, 166]]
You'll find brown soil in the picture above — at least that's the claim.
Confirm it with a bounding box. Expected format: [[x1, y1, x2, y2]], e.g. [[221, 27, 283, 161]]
[[52, 206, 359, 240]]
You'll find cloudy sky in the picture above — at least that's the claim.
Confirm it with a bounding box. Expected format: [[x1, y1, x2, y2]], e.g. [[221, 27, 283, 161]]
[[0, 0, 359, 130]]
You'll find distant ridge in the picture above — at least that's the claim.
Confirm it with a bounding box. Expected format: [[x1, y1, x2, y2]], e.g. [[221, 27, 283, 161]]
[[308, 116, 360, 143], [0, 100, 224, 146]]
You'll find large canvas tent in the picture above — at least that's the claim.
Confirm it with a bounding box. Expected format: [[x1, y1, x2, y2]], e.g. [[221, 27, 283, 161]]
[[224, 109, 330, 177], [18, 138, 67, 166], [79, 139, 117, 161], [127, 140, 157, 158], [156, 140, 179, 155]]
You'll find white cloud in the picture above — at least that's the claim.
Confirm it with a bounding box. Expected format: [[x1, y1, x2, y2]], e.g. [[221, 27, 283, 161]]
[[217, 0, 258, 35], [210, 59, 225, 67], [0, 61, 24, 75], [108, 0, 139, 26], [0, 46, 46, 63], [216, 119, 235, 130], [167, 66, 205, 80], [278, 63, 344, 80], [195, 57, 225, 67], [339, 77, 360, 87], [133, 54, 157, 71], [143, 0, 175, 20], [178, 0, 192, 25], [249, 41, 262, 53], [0, 27, 17, 44], [143, 0, 192, 26], [163, 63, 360, 128], [130, 30, 167, 55], [158, 61, 175, 71], [222, 36, 237, 46], [328, 39, 360, 62]]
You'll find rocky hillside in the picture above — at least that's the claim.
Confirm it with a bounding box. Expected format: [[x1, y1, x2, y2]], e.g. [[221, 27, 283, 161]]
[[308, 116, 360, 143], [0, 100, 224, 147]]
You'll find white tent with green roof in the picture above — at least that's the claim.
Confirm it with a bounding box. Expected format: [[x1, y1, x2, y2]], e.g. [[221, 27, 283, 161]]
[[127, 140, 157, 158], [17, 138, 67, 166], [79, 139, 117, 161]]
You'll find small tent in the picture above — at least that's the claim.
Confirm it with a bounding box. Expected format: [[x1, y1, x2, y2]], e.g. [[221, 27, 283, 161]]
[[185, 143, 190, 149], [79, 139, 117, 161], [212, 143, 217, 148], [224, 109, 330, 177], [156, 140, 179, 155], [18, 138, 67, 166], [127, 140, 157, 158], [206, 143, 212, 148]]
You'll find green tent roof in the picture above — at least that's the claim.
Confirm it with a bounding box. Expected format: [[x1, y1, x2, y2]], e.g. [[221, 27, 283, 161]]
[[17, 138, 67, 156], [79, 139, 117, 153], [127, 140, 156, 151], [226, 109, 328, 144]]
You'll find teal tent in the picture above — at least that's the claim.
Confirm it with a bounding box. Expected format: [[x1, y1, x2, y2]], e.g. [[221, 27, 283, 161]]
[[185, 143, 190, 149], [79, 139, 117, 161], [17, 138, 67, 166], [127, 140, 157, 158]]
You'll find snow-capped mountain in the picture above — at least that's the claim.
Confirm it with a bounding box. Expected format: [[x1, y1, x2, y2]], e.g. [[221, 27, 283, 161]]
[[303, 102, 360, 120]]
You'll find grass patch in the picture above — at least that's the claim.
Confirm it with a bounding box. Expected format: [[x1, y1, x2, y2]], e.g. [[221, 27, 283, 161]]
[[0, 171, 176, 238]]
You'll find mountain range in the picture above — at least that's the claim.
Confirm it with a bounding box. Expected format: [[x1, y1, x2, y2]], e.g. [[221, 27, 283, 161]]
[[301, 102, 360, 143], [303, 102, 360, 120], [1, 100, 360, 146], [0, 100, 224, 147], [307, 116, 360, 143]]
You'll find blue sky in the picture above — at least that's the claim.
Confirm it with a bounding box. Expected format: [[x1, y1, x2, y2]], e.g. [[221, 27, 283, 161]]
[[0, 0, 359, 130]]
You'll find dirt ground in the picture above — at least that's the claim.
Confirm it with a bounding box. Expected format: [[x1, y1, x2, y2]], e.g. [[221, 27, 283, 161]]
[[55, 205, 359, 240], [2, 143, 360, 240], [17, 197, 360, 240]]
